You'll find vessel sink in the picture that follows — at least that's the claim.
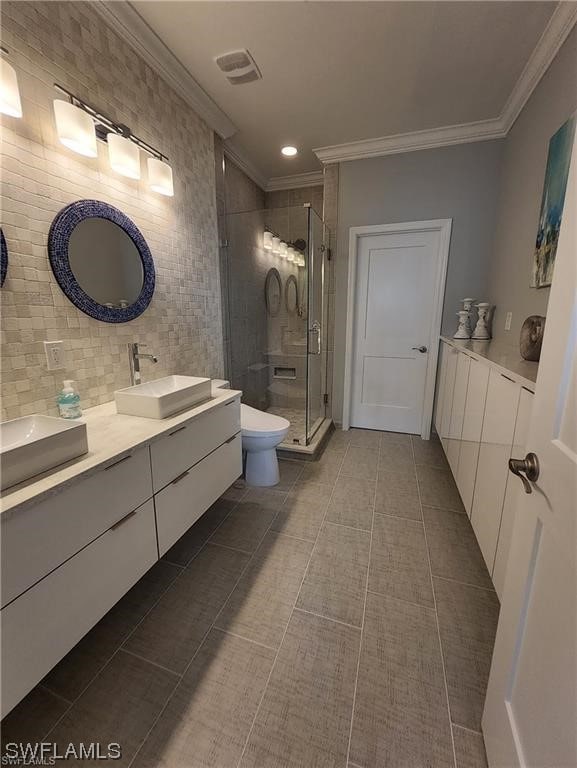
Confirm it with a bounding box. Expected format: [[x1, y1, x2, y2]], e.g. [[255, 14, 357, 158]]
[[114, 375, 212, 419], [0, 415, 88, 491]]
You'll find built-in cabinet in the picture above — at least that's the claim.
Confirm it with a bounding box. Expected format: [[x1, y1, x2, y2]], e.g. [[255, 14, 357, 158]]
[[1, 397, 241, 717], [434, 339, 534, 599]]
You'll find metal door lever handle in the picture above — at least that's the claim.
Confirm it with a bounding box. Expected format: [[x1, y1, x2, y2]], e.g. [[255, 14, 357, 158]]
[[508, 452, 539, 494], [412, 346, 427, 353]]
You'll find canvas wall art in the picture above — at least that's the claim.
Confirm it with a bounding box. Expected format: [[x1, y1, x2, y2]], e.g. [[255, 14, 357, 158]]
[[531, 114, 576, 288]]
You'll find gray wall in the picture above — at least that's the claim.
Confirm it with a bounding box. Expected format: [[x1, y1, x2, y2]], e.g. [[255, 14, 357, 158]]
[[333, 139, 504, 421], [487, 27, 577, 342]]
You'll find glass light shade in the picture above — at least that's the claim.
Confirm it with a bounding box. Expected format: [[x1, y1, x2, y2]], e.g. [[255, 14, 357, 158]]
[[287, 247, 295, 262], [108, 133, 141, 179], [279, 241, 288, 259], [147, 157, 174, 197], [0, 59, 22, 118], [263, 230, 273, 250], [281, 146, 297, 157], [54, 100, 97, 157], [272, 236, 281, 254]]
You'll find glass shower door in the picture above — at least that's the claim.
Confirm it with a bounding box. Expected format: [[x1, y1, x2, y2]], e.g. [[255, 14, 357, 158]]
[[305, 206, 328, 442]]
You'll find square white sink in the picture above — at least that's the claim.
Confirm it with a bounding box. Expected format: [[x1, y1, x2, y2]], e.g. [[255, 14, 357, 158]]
[[114, 375, 212, 419], [0, 415, 88, 491]]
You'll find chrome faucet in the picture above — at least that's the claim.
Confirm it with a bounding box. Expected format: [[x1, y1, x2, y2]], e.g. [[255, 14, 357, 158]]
[[128, 343, 158, 385]]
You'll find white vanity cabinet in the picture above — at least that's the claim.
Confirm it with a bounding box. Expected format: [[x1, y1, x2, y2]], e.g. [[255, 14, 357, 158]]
[[492, 387, 534, 600], [447, 352, 471, 475], [433, 338, 537, 595], [456, 358, 490, 516], [471, 370, 521, 573], [0, 392, 242, 718], [1, 499, 157, 717]]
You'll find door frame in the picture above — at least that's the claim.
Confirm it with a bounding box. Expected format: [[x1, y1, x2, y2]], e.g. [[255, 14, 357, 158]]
[[342, 219, 452, 437]]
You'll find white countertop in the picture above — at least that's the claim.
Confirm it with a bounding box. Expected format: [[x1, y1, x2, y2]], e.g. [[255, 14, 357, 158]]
[[440, 336, 538, 391], [1, 389, 242, 517]]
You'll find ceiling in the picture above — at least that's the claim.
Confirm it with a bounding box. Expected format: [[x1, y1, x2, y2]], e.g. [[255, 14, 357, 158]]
[[130, 1, 556, 181]]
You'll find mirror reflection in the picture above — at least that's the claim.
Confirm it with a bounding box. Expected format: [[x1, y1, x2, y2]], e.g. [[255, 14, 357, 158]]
[[68, 218, 144, 308]]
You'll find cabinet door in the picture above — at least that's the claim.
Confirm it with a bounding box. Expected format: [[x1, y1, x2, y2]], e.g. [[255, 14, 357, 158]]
[[155, 433, 242, 556], [456, 358, 490, 516], [471, 370, 521, 574], [447, 352, 471, 478], [1, 499, 157, 717], [440, 345, 459, 453], [434, 341, 448, 437], [1, 446, 153, 608], [492, 387, 534, 600]]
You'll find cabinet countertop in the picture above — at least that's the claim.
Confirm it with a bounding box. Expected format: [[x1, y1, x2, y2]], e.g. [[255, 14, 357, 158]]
[[440, 336, 538, 392], [1, 390, 242, 517]]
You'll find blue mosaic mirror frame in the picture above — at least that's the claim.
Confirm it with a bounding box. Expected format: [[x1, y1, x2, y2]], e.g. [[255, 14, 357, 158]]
[[1, 228, 7, 287], [48, 200, 155, 323]]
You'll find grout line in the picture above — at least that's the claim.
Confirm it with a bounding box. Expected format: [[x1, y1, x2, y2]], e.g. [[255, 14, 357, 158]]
[[322, 518, 372, 534], [365, 589, 436, 613], [373, 509, 424, 524], [414, 438, 458, 768], [451, 722, 485, 736], [293, 606, 362, 632], [158, 558, 185, 569], [120, 648, 182, 678], [204, 540, 256, 556], [345, 437, 378, 767], [431, 573, 497, 594], [212, 626, 277, 653], [42, 494, 243, 743], [235, 447, 347, 767], [38, 684, 73, 707], [127, 498, 285, 768]]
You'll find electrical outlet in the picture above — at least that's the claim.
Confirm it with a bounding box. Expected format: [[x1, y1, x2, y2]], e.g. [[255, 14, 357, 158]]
[[44, 340, 65, 370], [505, 312, 513, 331]]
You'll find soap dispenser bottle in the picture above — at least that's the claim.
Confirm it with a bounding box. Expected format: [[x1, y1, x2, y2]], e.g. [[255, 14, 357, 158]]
[[57, 380, 82, 419]]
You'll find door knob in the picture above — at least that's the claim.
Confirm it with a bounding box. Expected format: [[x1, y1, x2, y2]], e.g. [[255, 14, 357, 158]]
[[508, 452, 540, 494], [412, 345, 427, 353]]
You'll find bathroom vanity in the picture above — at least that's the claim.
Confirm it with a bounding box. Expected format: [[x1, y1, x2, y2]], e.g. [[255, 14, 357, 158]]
[[0, 388, 241, 717]]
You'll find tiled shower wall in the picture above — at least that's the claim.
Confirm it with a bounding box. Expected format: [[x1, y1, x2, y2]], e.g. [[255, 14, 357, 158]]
[[0, 1, 223, 421]]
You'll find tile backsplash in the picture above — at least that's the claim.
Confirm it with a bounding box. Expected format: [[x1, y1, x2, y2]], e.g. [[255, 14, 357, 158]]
[[0, 1, 223, 421]]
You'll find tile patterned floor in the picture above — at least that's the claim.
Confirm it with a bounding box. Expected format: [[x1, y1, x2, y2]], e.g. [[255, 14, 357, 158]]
[[1, 429, 499, 768]]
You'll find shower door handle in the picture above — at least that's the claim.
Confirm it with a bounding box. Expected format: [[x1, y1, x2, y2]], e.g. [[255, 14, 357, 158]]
[[309, 322, 321, 355]]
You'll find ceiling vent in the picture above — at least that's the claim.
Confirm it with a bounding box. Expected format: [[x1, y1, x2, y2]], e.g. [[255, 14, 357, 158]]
[[215, 50, 262, 85]]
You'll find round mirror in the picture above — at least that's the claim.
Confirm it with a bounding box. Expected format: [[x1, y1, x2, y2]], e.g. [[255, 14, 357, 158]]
[[48, 200, 155, 323], [1, 228, 7, 287], [285, 274, 298, 315], [264, 268, 282, 316]]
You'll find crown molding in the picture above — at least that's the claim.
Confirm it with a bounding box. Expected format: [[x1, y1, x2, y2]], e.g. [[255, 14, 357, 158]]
[[266, 171, 325, 192], [223, 144, 268, 191], [500, 1, 577, 132], [315, 2, 577, 165], [314, 117, 507, 164], [93, 1, 237, 139]]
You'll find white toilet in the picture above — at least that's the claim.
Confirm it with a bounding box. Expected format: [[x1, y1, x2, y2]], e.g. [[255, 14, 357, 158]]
[[212, 380, 290, 487]]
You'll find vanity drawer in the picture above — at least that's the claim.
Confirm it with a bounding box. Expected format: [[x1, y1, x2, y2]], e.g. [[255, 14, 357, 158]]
[[150, 398, 240, 491], [1, 446, 153, 608], [1, 498, 157, 718], [155, 432, 242, 557]]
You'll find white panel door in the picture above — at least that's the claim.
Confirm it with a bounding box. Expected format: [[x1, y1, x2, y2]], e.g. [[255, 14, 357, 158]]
[[471, 369, 520, 573], [492, 387, 533, 601], [483, 129, 577, 768], [447, 351, 470, 476], [457, 357, 490, 516], [350, 226, 447, 434]]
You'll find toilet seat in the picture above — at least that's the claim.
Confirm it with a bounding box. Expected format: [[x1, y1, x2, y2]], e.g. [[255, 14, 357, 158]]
[[241, 404, 289, 438]]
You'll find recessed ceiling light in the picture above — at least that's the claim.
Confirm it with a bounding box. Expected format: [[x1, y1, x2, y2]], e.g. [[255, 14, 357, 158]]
[[281, 146, 297, 157]]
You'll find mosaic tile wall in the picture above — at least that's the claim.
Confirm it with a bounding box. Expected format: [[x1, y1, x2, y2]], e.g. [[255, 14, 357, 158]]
[[0, 1, 223, 421]]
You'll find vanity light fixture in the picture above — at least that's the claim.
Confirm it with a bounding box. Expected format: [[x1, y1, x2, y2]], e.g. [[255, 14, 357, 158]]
[[147, 157, 174, 197], [279, 241, 288, 259], [53, 84, 174, 196], [281, 145, 297, 157], [54, 99, 97, 157], [286, 247, 295, 262], [108, 133, 141, 180], [263, 230, 273, 251], [0, 49, 22, 118], [272, 236, 281, 255]]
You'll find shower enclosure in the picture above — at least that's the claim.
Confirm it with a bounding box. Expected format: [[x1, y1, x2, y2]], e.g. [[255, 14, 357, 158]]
[[222, 203, 331, 447]]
